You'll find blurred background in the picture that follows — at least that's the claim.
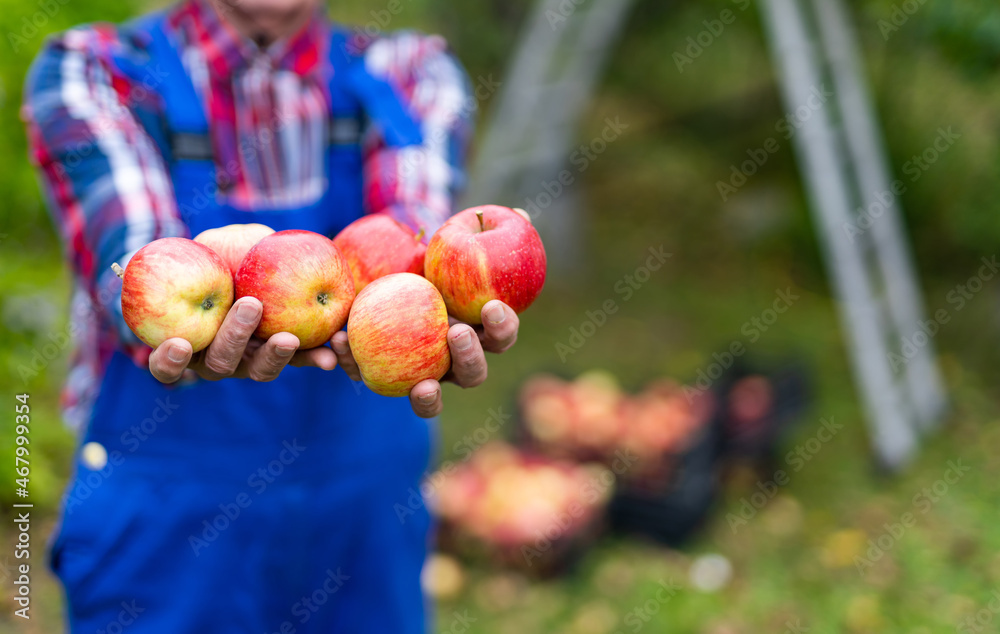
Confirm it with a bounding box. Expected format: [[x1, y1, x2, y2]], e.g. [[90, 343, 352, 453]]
[[2, 0, 1000, 632]]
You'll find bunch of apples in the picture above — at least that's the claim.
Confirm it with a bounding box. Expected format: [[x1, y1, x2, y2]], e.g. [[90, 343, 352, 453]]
[[429, 442, 610, 556], [519, 370, 714, 467], [113, 205, 546, 395]]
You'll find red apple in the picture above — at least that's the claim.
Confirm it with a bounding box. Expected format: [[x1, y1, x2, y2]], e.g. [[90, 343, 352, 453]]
[[114, 237, 233, 352], [332, 214, 427, 293], [346, 273, 451, 396], [627, 396, 679, 455], [624, 386, 705, 456], [472, 455, 604, 544], [471, 441, 520, 474], [728, 375, 773, 427], [194, 223, 275, 277], [570, 370, 624, 451], [520, 377, 576, 448], [425, 205, 546, 324], [431, 468, 484, 522], [235, 230, 355, 349]]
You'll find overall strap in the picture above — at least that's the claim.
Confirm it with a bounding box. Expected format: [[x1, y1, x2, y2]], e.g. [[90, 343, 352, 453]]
[[328, 30, 424, 148], [143, 13, 212, 159]]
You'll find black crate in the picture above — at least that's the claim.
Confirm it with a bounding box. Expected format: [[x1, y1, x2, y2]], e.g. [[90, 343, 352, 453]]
[[606, 413, 721, 545]]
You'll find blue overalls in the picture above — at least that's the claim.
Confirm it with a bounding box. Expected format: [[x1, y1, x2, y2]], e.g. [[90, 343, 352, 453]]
[[50, 15, 435, 634]]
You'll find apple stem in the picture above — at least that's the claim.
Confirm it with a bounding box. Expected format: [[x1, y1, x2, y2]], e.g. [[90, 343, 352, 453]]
[[415, 227, 426, 242], [476, 210, 485, 232], [111, 263, 125, 280]]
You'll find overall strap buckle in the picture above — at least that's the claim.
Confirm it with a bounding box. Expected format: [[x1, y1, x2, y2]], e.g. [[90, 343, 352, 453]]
[[168, 116, 363, 162]]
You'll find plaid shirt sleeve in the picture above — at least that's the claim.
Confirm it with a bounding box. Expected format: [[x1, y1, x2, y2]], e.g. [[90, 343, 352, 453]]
[[360, 32, 474, 238], [23, 25, 187, 347]]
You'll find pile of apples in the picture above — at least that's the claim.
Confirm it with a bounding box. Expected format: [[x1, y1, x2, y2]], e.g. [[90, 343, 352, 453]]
[[519, 370, 714, 471], [429, 442, 610, 572], [113, 205, 546, 395]]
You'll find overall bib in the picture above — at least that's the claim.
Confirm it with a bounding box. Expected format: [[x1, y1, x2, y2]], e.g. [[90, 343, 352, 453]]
[[50, 15, 434, 634]]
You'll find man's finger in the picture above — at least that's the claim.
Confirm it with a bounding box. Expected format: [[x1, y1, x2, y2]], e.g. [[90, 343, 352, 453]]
[[149, 338, 193, 384], [479, 300, 519, 354], [331, 331, 361, 381], [447, 324, 487, 388], [246, 332, 299, 382], [410, 379, 443, 418], [203, 297, 262, 377], [289, 345, 338, 370]]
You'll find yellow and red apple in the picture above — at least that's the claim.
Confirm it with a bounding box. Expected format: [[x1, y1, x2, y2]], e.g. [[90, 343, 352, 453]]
[[425, 205, 547, 324], [194, 223, 275, 278], [570, 370, 625, 451], [346, 272, 451, 396], [444, 446, 608, 545], [235, 230, 355, 349], [520, 375, 577, 448], [117, 237, 234, 352]]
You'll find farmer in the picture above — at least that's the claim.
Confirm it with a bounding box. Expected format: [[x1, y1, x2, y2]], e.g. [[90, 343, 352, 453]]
[[23, 0, 518, 630]]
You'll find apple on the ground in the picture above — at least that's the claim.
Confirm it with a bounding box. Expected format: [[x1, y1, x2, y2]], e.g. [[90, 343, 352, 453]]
[[235, 230, 355, 349], [459, 446, 606, 544], [194, 223, 275, 277], [431, 442, 611, 550], [346, 272, 451, 397], [570, 370, 624, 450], [520, 375, 576, 447], [114, 237, 233, 352], [425, 205, 546, 324], [333, 214, 427, 293], [727, 375, 773, 432], [421, 554, 466, 602], [431, 468, 483, 522]]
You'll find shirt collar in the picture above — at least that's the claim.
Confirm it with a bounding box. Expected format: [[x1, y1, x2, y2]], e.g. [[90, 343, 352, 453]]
[[172, 0, 327, 78]]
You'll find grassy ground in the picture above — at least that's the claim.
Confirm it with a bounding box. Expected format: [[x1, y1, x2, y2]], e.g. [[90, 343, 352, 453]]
[[428, 263, 1000, 634]]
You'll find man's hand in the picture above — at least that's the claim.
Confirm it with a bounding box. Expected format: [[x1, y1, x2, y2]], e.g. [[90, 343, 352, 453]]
[[148, 297, 340, 383], [332, 299, 520, 418]]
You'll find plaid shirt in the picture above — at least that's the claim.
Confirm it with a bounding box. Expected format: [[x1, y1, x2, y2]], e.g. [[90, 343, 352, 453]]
[[23, 0, 473, 431]]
